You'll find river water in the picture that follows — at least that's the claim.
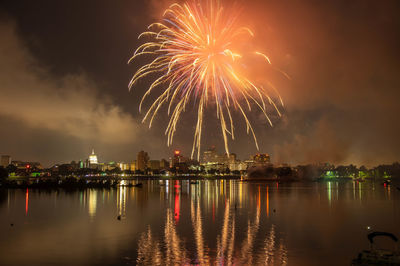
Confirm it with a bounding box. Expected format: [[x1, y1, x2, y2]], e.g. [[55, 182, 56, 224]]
[[0, 180, 399, 265]]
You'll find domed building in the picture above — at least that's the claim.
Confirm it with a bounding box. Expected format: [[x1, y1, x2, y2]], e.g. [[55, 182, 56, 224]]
[[89, 149, 98, 167]]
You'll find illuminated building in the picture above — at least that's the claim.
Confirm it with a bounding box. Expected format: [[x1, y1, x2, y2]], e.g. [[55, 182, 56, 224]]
[[89, 149, 98, 165], [130, 161, 136, 171], [137, 151, 149, 172], [98, 162, 117, 171], [229, 161, 248, 171], [253, 153, 270, 164], [1, 155, 11, 167], [202, 162, 226, 172], [170, 150, 186, 168], [226, 153, 237, 164], [170, 150, 189, 173], [118, 162, 130, 171], [202, 146, 219, 164], [202, 147, 234, 165]]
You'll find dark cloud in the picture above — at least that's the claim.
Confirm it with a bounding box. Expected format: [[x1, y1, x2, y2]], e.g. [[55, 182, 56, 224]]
[[0, 21, 167, 166]]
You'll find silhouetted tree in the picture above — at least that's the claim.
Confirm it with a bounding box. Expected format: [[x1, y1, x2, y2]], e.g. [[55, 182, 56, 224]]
[[6, 164, 16, 173], [0, 167, 8, 183]]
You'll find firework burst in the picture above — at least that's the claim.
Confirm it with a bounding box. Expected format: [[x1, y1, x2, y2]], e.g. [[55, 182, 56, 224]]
[[129, 0, 286, 159]]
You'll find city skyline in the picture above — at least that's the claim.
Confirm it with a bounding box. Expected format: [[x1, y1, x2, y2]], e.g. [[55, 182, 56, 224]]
[[0, 0, 400, 167]]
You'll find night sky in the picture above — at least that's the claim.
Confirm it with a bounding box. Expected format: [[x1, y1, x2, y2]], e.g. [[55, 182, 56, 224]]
[[0, 0, 399, 166]]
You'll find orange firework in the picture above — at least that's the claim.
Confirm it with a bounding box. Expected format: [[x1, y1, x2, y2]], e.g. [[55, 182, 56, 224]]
[[129, 0, 286, 159]]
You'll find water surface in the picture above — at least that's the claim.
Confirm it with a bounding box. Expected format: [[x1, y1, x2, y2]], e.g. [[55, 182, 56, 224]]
[[0, 180, 399, 265]]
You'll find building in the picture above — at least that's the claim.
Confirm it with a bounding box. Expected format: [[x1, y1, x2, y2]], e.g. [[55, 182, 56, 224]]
[[202, 147, 219, 164], [160, 159, 169, 170], [130, 161, 137, 171], [170, 150, 189, 173], [229, 161, 248, 171], [149, 160, 160, 171], [1, 155, 11, 167], [99, 162, 118, 171], [137, 151, 149, 172], [226, 153, 237, 164], [11, 161, 42, 170], [202, 162, 226, 172], [118, 163, 130, 171], [253, 153, 270, 164], [89, 149, 98, 168], [170, 150, 188, 168]]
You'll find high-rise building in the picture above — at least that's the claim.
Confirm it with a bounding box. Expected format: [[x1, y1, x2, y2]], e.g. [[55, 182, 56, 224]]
[[149, 160, 160, 171], [202, 146, 219, 163], [137, 151, 149, 172], [160, 159, 169, 170], [1, 155, 11, 167], [170, 150, 189, 173], [171, 150, 183, 168]]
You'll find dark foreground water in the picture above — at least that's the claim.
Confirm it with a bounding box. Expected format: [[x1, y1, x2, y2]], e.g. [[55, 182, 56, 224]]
[[0, 180, 399, 265]]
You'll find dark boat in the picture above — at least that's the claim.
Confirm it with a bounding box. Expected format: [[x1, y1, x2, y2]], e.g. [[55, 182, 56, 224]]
[[352, 232, 400, 265], [133, 183, 143, 187]]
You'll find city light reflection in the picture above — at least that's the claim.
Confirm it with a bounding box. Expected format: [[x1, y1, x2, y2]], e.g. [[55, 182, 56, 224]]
[[117, 185, 127, 218], [136, 180, 287, 265], [88, 189, 97, 219], [266, 186, 270, 217], [191, 199, 209, 265], [25, 188, 29, 215], [174, 180, 180, 223]]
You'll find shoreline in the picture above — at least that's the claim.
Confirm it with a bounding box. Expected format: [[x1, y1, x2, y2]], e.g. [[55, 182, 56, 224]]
[[0, 176, 397, 190]]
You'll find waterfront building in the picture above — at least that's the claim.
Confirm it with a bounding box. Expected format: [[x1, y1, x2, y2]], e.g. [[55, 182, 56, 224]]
[[118, 162, 130, 171], [89, 149, 98, 167], [149, 160, 160, 171], [170, 150, 190, 173], [1, 155, 11, 167], [202, 162, 226, 172], [226, 153, 237, 164], [11, 161, 42, 170], [137, 151, 149, 172], [99, 162, 117, 171], [130, 161, 136, 171], [170, 150, 188, 167], [228, 161, 248, 172], [253, 153, 270, 164], [160, 159, 169, 170], [202, 146, 220, 164]]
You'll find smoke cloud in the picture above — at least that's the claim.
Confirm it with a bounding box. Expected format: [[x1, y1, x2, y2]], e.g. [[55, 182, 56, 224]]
[[0, 21, 152, 165]]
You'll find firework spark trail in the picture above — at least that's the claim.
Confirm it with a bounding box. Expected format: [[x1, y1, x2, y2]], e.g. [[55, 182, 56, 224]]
[[129, 0, 287, 159]]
